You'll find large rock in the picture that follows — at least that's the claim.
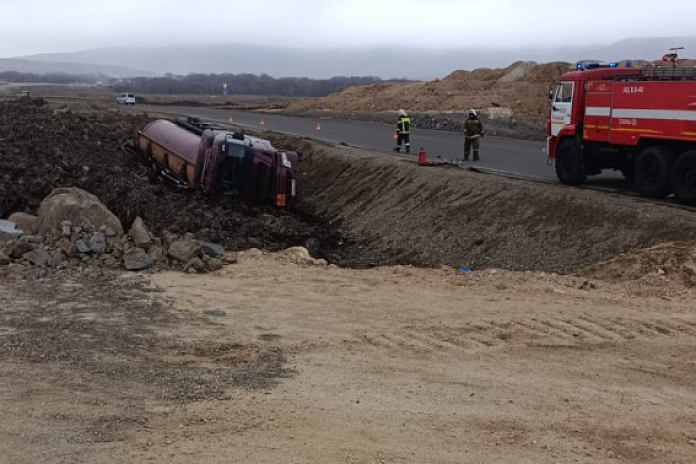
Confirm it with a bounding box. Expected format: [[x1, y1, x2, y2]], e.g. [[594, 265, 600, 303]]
[[168, 240, 202, 263], [184, 257, 206, 273], [37, 188, 124, 237], [75, 239, 91, 254], [123, 248, 154, 271], [23, 248, 50, 267], [129, 217, 152, 249], [201, 242, 225, 258], [0, 251, 10, 266], [0, 220, 24, 242], [7, 213, 39, 236], [89, 232, 107, 254]]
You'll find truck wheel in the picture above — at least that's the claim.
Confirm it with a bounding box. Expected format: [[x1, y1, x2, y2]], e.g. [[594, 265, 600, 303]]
[[671, 150, 696, 205], [555, 138, 586, 184], [635, 146, 674, 198]]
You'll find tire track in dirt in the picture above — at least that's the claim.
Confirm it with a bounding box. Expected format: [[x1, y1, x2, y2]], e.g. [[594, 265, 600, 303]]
[[345, 316, 696, 354]]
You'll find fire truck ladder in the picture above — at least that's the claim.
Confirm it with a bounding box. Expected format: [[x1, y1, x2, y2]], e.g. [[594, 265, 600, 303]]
[[641, 67, 696, 80]]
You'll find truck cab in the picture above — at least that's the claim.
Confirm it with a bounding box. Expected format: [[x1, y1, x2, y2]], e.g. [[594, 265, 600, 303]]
[[199, 131, 299, 207], [547, 61, 696, 204]]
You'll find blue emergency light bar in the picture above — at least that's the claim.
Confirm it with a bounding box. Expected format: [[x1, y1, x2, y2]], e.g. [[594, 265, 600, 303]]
[[576, 60, 633, 70]]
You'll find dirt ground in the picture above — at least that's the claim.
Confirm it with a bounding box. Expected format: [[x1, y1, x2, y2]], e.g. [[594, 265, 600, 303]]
[[2, 98, 696, 463], [1, 248, 695, 463]]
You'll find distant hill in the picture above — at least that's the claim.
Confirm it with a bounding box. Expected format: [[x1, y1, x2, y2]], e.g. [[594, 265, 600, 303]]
[[9, 36, 696, 80], [14, 43, 590, 80], [581, 36, 696, 63], [0, 58, 150, 78]]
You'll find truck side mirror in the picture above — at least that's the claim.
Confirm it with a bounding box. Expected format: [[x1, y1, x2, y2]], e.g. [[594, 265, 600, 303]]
[[548, 86, 554, 101]]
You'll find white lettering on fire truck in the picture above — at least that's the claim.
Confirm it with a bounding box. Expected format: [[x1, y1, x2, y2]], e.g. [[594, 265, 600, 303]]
[[618, 119, 638, 126], [622, 86, 644, 94]]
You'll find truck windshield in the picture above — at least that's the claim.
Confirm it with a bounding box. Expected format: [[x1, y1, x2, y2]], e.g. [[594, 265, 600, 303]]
[[554, 83, 573, 103], [221, 142, 249, 195]]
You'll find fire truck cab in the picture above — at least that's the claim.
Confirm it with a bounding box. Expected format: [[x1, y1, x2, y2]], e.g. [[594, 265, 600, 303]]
[[547, 61, 696, 204]]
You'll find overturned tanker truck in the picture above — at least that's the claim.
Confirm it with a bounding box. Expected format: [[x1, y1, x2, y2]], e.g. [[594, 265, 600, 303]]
[[137, 117, 300, 207]]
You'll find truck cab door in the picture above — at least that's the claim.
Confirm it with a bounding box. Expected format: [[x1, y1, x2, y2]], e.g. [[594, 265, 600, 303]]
[[551, 82, 574, 136]]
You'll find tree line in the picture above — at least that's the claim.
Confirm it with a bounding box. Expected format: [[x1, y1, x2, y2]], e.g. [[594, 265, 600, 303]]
[[1, 71, 409, 97], [112, 73, 408, 97], [0, 71, 104, 84]]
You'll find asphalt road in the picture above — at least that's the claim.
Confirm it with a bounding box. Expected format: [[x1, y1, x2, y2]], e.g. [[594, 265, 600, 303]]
[[137, 105, 622, 182]]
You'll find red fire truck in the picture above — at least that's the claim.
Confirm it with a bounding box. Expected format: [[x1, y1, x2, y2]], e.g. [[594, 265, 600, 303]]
[[547, 62, 696, 204]]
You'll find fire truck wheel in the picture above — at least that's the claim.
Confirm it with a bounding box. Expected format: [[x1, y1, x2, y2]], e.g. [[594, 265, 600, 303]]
[[555, 138, 586, 184], [635, 146, 675, 198], [671, 150, 696, 205]]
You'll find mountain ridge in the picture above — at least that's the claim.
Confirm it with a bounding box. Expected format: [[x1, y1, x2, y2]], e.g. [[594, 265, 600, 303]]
[[5, 36, 695, 80]]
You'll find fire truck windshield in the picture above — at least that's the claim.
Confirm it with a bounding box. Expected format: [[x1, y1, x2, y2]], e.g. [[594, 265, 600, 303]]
[[554, 83, 573, 103]]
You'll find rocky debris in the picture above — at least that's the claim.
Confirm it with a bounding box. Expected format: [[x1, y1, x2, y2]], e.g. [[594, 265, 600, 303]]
[[23, 248, 51, 267], [89, 232, 107, 254], [206, 259, 224, 272], [123, 248, 153, 271], [202, 242, 225, 258], [184, 257, 207, 273], [168, 239, 202, 263], [0, 219, 24, 241], [276, 246, 329, 266], [129, 217, 152, 249], [0, 189, 230, 276], [37, 187, 124, 237], [7, 212, 38, 235], [75, 238, 91, 253]]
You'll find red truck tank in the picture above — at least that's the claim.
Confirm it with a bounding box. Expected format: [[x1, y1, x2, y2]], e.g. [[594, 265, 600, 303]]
[[137, 117, 300, 207], [547, 62, 696, 204]]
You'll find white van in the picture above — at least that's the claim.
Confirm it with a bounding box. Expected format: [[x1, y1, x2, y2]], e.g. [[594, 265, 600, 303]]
[[117, 93, 136, 105]]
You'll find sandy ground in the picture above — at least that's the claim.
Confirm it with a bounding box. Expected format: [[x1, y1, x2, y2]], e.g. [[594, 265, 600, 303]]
[[2, 248, 695, 463]]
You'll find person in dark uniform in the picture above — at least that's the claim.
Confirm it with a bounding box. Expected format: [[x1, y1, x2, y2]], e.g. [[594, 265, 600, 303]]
[[393, 109, 411, 153], [463, 109, 485, 161]]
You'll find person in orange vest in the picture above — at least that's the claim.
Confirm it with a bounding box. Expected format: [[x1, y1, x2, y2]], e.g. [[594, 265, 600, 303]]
[[393, 109, 411, 153], [463, 109, 485, 161]]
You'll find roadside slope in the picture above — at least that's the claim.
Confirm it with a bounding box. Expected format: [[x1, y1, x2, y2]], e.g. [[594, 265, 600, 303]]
[[293, 140, 696, 273]]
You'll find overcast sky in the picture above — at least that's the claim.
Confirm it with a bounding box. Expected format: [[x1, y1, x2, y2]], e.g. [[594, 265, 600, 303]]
[[2, 0, 696, 57]]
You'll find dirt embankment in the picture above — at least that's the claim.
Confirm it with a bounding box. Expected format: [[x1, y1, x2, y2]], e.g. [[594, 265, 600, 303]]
[[276, 59, 696, 140], [281, 61, 570, 117], [291, 140, 696, 274], [276, 60, 570, 140]]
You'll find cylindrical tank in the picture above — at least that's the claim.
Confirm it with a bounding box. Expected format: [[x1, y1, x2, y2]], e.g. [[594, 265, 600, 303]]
[[138, 120, 203, 188], [138, 120, 201, 165]]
